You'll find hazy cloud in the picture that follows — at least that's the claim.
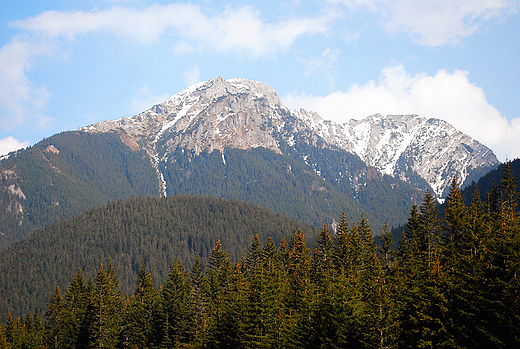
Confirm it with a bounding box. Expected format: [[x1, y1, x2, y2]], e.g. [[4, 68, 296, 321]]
[[330, 0, 517, 46], [304, 47, 341, 75], [0, 136, 29, 157], [10, 4, 335, 55], [183, 66, 201, 87], [285, 65, 520, 161], [130, 85, 171, 114], [0, 36, 54, 130]]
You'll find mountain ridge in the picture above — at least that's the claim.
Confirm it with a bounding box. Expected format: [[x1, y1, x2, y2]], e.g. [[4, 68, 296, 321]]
[[0, 76, 499, 248], [82, 76, 499, 199]]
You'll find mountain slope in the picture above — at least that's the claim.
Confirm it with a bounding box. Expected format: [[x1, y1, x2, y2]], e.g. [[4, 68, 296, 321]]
[[296, 111, 499, 199], [460, 158, 520, 206], [0, 132, 161, 249], [0, 77, 499, 248], [0, 195, 319, 319], [84, 76, 498, 200]]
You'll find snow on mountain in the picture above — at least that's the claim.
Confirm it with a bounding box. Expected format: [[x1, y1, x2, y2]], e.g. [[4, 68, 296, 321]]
[[296, 111, 499, 199], [81, 77, 499, 199]]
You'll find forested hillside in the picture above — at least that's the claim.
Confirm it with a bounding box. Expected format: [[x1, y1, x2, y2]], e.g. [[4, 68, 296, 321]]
[[461, 157, 520, 205], [0, 131, 161, 249], [1, 163, 519, 348], [0, 195, 318, 319], [162, 145, 421, 234], [0, 128, 422, 252]]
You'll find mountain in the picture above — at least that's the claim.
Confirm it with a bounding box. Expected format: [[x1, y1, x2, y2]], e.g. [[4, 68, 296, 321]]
[[296, 111, 499, 199], [0, 195, 319, 319], [0, 77, 498, 248], [0, 132, 161, 249], [83, 76, 498, 200], [460, 158, 520, 206]]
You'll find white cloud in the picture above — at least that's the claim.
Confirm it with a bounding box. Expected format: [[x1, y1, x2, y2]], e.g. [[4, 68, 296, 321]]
[[330, 0, 517, 46], [0, 136, 29, 157], [10, 4, 335, 55], [0, 36, 54, 130], [284, 64, 519, 161], [183, 66, 201, 87], [1, 4, 336, 129], [129, 86, 171, 114]]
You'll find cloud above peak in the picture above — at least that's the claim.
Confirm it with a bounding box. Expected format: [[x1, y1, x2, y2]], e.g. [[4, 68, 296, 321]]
[[9, 4, 334, 55], [330, 0, 517, 46], [285, 64, 519, 161], [1, 3, 335, 133]]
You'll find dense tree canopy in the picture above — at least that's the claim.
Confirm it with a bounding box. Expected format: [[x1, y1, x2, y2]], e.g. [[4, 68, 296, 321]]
[[1, 163, 519, 348]]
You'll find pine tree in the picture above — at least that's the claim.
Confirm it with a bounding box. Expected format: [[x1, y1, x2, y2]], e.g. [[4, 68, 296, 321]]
[[441, 177, 472, 348], [160, 260, 193, 348], [500, 161, 518, 218], [443, 177, 467, 274], [312, 222, 334, 286], [286, 230, 313, 348], [189, 255, 210, 347], [419, 190, 442, 269], [242, 235, 267, 349], [60, 269, 89, 349], [378, 221, 394, 273], [398, 192, 449, 348], [286, 230, 312, 312], [44, 285, 62, 349], [478, 163, 520, 347], [333, 212, 350, 273], [120, 264, 158, 349], [206, 240, 234, 349], [263, 236, 291, 349], [87, 262, 124, 349], [245, 233, 263, 275]]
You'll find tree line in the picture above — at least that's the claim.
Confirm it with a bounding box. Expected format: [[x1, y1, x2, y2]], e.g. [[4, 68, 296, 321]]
[[0, 195, 318, 319], [1, 163, 519, 348]]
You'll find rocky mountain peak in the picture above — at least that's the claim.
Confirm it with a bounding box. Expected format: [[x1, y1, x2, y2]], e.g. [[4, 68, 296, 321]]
[[81, 77, 499, 200], [301, 112, 499, 199], [81, 77, 296, 161]]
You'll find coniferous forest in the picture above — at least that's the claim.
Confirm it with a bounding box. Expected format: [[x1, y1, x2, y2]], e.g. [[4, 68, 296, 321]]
[[1, 163, 519, 348]]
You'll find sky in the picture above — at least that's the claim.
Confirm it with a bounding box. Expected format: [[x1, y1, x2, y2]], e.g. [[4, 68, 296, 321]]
[[1, 0, 519, 161]]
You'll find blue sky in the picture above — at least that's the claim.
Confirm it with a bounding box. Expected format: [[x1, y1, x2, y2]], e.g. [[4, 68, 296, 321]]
[[1, 0, 519, 161]]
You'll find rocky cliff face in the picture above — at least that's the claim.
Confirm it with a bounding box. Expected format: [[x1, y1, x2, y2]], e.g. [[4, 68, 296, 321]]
[[82, 76, 499, 199], [297, 111, 499, 198]]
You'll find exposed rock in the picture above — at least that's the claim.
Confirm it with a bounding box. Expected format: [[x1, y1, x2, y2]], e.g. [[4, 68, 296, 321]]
[[81, 77, 499, 200]]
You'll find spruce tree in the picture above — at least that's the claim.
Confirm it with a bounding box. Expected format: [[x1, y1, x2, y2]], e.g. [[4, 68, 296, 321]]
[[44, 285, 62, 349], [87, 262, 123, 349], [398, 193, 449, 348], [160, 260, 193, 348], [312, 222, 334, 286], [333, 212, 350, 273], [206, 240, 234, 349], [189, 255, 210, 347], [60, 269, 89, 349], [120, 264, 158, 349]]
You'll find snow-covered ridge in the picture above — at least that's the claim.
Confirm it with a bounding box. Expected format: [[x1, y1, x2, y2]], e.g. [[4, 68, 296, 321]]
[[80, 77, 499, 199], [296, 111, 499, 198]]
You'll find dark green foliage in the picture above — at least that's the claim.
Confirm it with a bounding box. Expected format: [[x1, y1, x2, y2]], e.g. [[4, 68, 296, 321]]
[[160, 261, 194, 347], [161, 146, 421, 235], [87, 262, 124, 349], [60, 269, 89, 349], [0, 131, 161, 250], [461, 158, 520, 207], [0, 195, 318, 321], [0, 128, 426, 253], [1, 161, 519, 349], [120, 264, 158, 349]]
